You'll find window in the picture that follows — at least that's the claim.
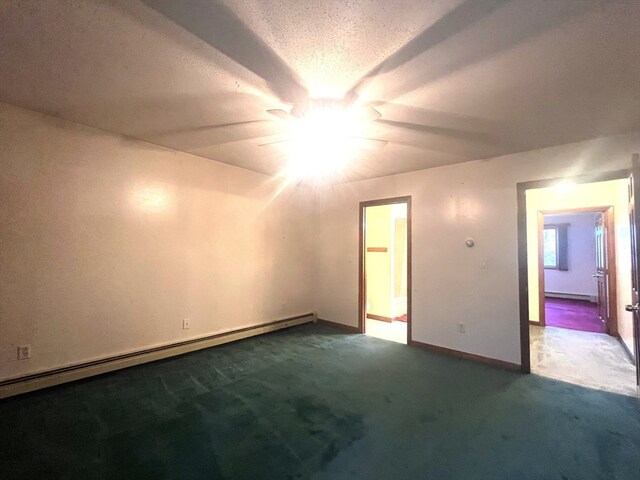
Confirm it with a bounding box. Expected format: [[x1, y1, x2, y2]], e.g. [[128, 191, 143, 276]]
[[543, 223, 569, 271], [543, 227, 558, 268]]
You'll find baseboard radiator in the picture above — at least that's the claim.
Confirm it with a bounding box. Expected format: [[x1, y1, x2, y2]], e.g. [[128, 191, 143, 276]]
[[545, 292, 596, 302], [0, 312, 316, 400]]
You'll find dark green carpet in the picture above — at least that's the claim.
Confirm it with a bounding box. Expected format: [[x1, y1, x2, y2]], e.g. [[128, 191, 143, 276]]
[[1, 323, 638, 479]]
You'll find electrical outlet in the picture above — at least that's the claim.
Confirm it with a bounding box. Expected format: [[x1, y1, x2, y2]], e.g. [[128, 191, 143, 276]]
[[17, 345, 31, 360], [182, 318, 191, 330], [480, 258, 488, 269], [458, 323, 466, 334]]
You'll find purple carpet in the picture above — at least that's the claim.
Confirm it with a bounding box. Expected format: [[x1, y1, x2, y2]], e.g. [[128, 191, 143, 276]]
[[545, 297, 605, 333]]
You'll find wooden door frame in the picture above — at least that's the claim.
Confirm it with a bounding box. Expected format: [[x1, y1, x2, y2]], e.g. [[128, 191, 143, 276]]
[[535, 206, 617, 335], [517, 169, 629, 373], [629, 153, 640, 385], [359, 196, 412, 344]]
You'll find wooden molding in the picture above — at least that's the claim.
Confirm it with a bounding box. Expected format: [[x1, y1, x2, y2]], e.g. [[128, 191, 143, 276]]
[[317, 318, 360, 333], [359, 203, 365, 333], [537, 211, 546, 326], [409, 339, 520, 372], [540, 206, 613, 215], [366, 313, 393, 322], [366, 313, 408, 323], [0, 313, 317, 400], [517, 182, 531, 373], [604, 207, 619, 336]]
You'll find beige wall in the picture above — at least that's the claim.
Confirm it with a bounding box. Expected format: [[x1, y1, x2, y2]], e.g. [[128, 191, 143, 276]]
[[312, 133, 639, 364], [394, 217, 407, 300], [0, 102, 315, 381], [615, 183, 635, 359]]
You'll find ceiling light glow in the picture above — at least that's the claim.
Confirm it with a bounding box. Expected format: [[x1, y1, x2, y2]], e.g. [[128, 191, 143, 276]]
[[130, 185, 171, 214], [554, 182, 576, 193], [285, 101, 360, 180]]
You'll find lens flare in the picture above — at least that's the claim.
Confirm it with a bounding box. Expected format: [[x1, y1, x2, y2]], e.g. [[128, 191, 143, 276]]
[[285, 101, 361, 180]]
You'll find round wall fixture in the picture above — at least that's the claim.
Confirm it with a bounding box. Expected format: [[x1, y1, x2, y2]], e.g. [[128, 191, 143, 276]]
[[465, 238, 475, 248]]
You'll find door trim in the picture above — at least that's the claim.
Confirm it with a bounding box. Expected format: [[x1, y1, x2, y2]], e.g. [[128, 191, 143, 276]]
[[359, 196, 412, 344], [536, 206, 617, 335], [517, 169, 630, 373]]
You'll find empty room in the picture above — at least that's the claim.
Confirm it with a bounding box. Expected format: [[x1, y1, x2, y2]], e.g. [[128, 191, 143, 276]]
[[0, 1, 639, 479]]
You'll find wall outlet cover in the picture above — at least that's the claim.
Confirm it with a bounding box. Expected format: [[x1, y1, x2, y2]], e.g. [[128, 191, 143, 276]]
[[183, 318, 191, 330], [17, 345, 31, 360]]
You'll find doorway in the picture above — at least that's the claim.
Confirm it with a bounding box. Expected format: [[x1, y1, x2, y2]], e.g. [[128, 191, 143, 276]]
[[517, 171, 639, 397], [359, 196, 411, 344], [537, 207, 616, 335]]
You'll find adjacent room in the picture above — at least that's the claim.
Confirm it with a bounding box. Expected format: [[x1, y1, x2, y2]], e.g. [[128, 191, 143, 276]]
[[543, 211, 604, 334], [363, 201, 409, 344], [1, 1, 639, 479], [525, 180, 638, 397]]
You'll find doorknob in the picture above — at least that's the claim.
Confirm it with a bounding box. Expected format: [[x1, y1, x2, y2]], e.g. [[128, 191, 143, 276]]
[[625, 304, 639, 312], [592, 274, 603, 278]]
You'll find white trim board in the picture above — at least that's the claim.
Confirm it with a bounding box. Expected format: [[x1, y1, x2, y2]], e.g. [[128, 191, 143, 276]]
[[0, 313, 316, 400]]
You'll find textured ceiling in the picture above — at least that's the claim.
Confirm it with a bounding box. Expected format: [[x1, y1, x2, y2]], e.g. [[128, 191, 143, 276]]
[[0, 0, 638, 181]]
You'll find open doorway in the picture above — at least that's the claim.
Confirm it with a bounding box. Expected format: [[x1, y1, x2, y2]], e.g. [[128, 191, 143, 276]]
[[539, 208, 615, 335], [359, 197, 411, 344], [519, 174, 639, 397]]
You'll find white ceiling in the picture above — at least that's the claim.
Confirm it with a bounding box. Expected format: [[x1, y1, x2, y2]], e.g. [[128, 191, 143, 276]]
[[1, 0, 638, 181]]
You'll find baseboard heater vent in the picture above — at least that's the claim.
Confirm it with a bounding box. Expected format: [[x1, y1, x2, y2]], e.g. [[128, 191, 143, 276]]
[[0, 312, 316, 400]]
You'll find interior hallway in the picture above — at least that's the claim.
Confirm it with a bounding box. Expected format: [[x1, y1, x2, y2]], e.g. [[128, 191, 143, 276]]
[[530, 325, 637, 397]]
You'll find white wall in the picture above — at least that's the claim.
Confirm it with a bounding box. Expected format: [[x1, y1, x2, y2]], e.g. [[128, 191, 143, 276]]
[[0, 102, 315, 380], [543, 213, 598, 297], [1, 100, 637, 376], [312, 133, 639, 365]]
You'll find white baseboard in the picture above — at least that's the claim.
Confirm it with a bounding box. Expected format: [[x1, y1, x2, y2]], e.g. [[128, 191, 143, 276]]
[[0, 312, 316, 400], [545, 292, 596, 303]]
